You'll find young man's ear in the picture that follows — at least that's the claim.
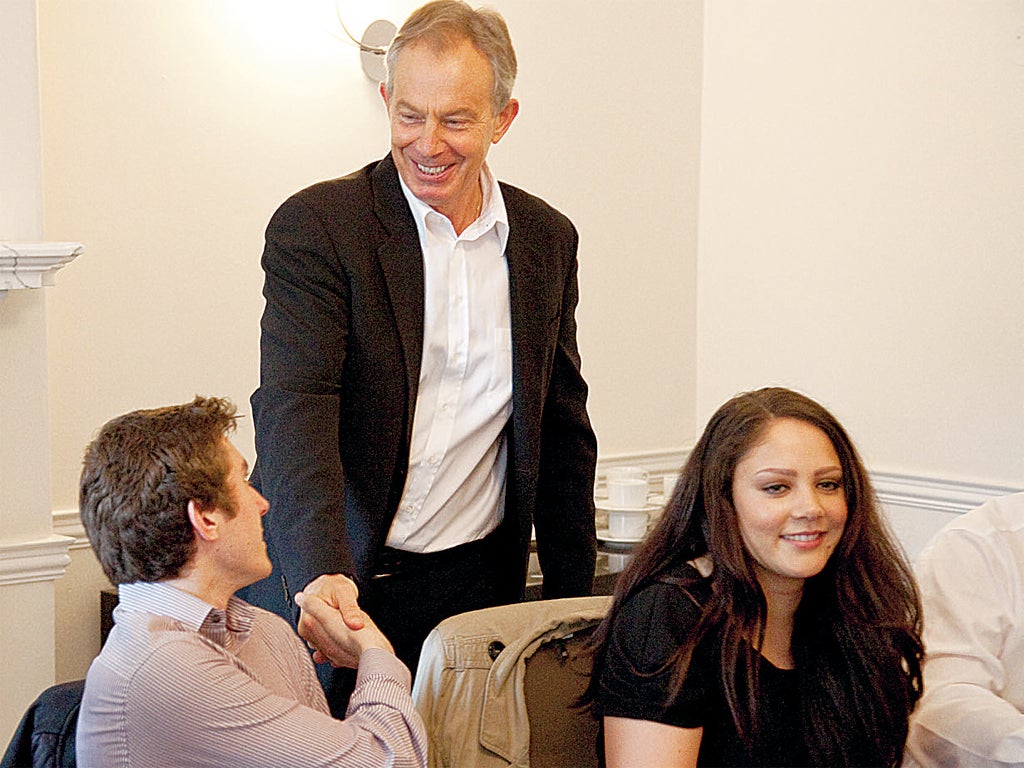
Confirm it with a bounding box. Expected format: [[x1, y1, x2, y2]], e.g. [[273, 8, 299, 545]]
[[187, 500, 223, 542]]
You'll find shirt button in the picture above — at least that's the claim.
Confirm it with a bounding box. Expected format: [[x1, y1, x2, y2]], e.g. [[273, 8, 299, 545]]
[[429, 454, 440, 465]]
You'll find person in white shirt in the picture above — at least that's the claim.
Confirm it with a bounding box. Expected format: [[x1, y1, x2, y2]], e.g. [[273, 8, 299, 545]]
[[76, 396, 426, 768], [240, 0, 597, 714], [904, 492, 1024, 767]]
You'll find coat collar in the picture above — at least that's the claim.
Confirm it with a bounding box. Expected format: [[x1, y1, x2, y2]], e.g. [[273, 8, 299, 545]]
[[370, 155, 425, 404]]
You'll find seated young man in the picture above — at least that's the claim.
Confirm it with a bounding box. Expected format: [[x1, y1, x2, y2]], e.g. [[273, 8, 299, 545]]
[[75, 396, 426, 768]]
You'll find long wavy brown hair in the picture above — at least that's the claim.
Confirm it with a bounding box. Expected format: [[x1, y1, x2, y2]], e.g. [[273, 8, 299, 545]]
[[589, 387, 922, 766]]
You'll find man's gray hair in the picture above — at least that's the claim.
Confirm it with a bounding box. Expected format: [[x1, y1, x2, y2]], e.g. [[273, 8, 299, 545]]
[[385, 0, 517, 113]]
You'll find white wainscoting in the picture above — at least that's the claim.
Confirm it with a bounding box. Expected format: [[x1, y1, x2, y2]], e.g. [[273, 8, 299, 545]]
[[597, 450, 1023, 562], [872, 471, 1023, 561], [56, 464, 1024, 562], [52, 507, 89, 550]]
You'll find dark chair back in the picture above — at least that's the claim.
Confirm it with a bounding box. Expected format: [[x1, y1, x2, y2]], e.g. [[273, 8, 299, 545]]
[[1, 680, 85, 768]]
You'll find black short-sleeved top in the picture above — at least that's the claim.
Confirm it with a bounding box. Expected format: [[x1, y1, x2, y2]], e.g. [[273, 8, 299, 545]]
[[596, 563, 811, 767]]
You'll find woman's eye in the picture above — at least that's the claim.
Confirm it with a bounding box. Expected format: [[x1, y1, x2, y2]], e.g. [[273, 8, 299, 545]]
[[819, 480, 842, 491], [763, 484, 787, 495]]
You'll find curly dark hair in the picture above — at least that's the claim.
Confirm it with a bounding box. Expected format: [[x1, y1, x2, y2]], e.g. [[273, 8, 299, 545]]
[[79, 396, 239, 584], [589, 387, 923, 767]]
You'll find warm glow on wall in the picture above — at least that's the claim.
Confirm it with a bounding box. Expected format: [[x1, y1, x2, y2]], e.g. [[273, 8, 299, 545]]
[[211, 1, 347, 62], [208, 1, 405, 78]]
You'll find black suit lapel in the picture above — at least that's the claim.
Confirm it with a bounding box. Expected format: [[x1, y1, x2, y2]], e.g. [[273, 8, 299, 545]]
[[370, 156, 424, 415]]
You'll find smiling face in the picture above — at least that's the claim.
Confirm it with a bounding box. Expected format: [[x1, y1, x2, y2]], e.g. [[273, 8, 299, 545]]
[[731, 418, 848, 595], [381, 36, 518, 234]]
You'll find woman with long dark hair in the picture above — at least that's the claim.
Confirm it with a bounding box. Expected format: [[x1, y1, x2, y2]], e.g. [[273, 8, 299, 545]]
[[590, 387, 922, 767]]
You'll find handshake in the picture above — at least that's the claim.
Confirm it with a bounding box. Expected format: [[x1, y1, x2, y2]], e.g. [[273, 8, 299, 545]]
[[295, 574, 394, 668]]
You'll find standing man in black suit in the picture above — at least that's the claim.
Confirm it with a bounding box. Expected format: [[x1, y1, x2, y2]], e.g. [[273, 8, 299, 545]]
[[243, 0, 597, 712]]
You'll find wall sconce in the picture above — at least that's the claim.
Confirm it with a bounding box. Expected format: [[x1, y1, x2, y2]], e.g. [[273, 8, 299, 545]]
[[336, 6, 395, 83], [359, 19, 396, 82]]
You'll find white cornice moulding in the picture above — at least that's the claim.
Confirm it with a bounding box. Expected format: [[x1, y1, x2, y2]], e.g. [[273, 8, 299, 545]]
[[0, 534, 74, 586], [0, 240, 83, 298]]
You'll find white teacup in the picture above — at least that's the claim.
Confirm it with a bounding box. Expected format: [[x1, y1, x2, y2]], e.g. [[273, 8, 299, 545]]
[[608, 478, 647, 509], [606, 466, 649, 509], [606, 466, 649, 483], [607, 509, 647, 539]]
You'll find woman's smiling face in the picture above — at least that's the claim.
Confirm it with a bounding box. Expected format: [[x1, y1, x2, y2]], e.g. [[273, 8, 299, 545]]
[[731, 417, 848, 595]]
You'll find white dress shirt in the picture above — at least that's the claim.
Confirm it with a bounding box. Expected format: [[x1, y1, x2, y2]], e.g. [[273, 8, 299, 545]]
[[387, 165, 512, 553], [904, 493, 1024, 767]]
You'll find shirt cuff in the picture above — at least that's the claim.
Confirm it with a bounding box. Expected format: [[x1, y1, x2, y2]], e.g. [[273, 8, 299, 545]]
[[357, 647, 412, 691]]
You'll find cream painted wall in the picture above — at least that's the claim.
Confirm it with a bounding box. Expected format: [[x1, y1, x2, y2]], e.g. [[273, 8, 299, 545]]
[[0, 0, 43, 239], [0, 0, 64, 743], [53, 537, 109, 683], [18, 0, 1024, 709], [37, 0, 701, 679], [40, 0, 699, 510], [697, 1, 1024, 487]]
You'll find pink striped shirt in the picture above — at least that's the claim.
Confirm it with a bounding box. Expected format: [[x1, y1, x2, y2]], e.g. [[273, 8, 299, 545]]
[[76, 581, 426, 767]]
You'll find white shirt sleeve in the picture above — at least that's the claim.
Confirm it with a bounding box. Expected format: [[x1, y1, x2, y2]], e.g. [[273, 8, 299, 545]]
[[905, 511, 1024, 767]]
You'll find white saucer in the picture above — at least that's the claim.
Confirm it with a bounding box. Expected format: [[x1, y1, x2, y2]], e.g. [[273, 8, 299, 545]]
[[597, 528, 645, 545]]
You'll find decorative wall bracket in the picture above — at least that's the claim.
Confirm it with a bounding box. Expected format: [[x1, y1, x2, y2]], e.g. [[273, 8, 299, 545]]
[[0, 241, 83, 300], [0, 534, 74, 587]]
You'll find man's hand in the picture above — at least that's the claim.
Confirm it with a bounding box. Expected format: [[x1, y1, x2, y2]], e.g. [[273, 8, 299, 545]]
[[295, 591, 394, 668], [299, 573, 365, 630]]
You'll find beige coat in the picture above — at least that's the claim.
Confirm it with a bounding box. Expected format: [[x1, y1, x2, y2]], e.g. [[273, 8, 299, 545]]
[[412, 596, 611, 768]]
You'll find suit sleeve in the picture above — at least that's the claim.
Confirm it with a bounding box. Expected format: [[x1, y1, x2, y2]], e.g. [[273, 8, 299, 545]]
[[251, 194, 355, 597], [535, 223, 598, 598]]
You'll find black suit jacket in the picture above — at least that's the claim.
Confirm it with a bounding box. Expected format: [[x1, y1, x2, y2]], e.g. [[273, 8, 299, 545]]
[[248, 155, 597, 614]]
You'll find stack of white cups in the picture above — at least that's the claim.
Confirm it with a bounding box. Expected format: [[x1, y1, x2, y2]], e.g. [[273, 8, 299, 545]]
[[605, 466, 649, 540]]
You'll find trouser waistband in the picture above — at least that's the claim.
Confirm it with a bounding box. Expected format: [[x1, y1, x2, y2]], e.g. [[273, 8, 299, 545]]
[[371, 527, 503, 579]]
